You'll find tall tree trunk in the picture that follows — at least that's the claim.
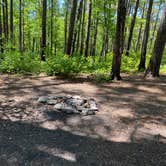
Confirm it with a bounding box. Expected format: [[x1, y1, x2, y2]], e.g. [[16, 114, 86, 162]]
[[50, 0, 53, 53], [80, 0, 86, 55], [19, 0, 23, 52], [84, 0, 92, 57], [135, 2, 145, 51], [111, 0, 127, 80], [22, 0, 25, 51], [138, 0, 153, 71], [2, 0, 8, 42], [145, 4, 166, 77], [125, 0, 139, 56], [100, 0, 109, 57], [64, 0, 69, 53], [0, 0, 3, 53], [91, 15, 99, 56], [10, 0, 13, 45], [4, 0, 8, 41], [72, 0, 83, 52], [76, 0, 83, 52], [41, 0, 47, 61], [149, 0, 163, 49], [72, 0, 83, 54], [66, 0, 78, 55]]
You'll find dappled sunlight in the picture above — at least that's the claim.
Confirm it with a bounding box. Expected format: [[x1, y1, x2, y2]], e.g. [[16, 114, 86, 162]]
[[144, 123, 166, 138], [0, 74, 166, 165], [157, 96, 166, 102], [137, 85, 164, 94], [37, 145, 76, 162], [111, 108, 134, 118]]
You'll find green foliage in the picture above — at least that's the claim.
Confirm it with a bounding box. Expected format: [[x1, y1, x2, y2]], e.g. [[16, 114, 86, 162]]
[[121, 52, 140, 72], [92, 74, 112, 83], [0, 50, 166, 78], [44, 54, 87, 75], [44, 53, 113, 76], [0, 52, 41, 74]]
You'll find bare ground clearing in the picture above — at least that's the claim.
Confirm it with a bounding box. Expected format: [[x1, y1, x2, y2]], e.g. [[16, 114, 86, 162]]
[[0, 74, 166, 166]]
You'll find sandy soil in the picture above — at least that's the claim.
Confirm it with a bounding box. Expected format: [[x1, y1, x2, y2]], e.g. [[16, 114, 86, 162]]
[[0, 74, 166, 166]]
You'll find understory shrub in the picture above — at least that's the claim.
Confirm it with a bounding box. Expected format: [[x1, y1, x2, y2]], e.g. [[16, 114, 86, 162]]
[[0, 51, 165, 77], [0, 52, 41, 74]]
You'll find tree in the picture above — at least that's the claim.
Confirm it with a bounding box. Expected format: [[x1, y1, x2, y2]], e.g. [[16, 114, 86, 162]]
[[91, 13, 99, 56], [84, 0, 92, 57], [135, 2, 145, 51], [10, 0, 13, 44], [145, 4, 166, 77], [111, 0, 127, 80], [50, 0, 54, 53], [80, 0, 86, 55], [138, 0, 153, 71], [125, 0, 140, 56], [100, 0, 109, 57], [41, 0, 47, 61], [2, 0, 8, 41], [66, 0, 78, 55], [0, 0, 3, 52], [149, 0, 163, 49], [72, 0, 83, 54], [19, 0, 23, 52], [64, 0, 70, 53]]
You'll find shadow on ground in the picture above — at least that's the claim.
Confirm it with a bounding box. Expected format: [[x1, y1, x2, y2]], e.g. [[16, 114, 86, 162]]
[[0, 119, 165, 166], [0, 74, 166, 165]]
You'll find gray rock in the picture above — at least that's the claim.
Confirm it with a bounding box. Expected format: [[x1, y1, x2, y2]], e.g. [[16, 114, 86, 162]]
[[81, 109, 95, 116], [37, 95, 98, 116], [76, 106, 84, 112], [54, 103, 63, 110], [37, 96, 49, 103], [62, 108, 74, 114], [66, 98, 84, 106], [89, 99, 98, 111], [72, 95, 82, 99], [48, 96, 58, 100], [61, 105, 77, 114], [47, 99, 58, 105]]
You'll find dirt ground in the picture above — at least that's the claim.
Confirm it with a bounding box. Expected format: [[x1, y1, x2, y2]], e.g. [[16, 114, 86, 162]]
[[0, 74, 166, 166]]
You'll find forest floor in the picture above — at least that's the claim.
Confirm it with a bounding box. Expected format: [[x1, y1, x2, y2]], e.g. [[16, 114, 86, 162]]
[[0, 74, 166, 166]]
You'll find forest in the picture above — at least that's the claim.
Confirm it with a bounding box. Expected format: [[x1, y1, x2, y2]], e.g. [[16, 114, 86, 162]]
[[0, 0, 166, 165], [0, 0, 165, 80]]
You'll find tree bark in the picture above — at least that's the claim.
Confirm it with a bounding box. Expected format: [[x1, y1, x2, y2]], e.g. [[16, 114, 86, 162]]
[[19, 0, 23, 52], [80, 0, 86, 55], [64, 0, 70, 53], [145, 4, 166, 77], [111, 0, 127, 80], [0, 0, 3, 53], [41, 0, 47, 61], [84, 0, 92, 57], [149, 0, 163, 50], [125, 0, 139, 56], [135, 2, 145, 51], [50, 0, 53, 53], [138, 0, 153, 71], [100, 0, 109, 57], [2, 0, 8, 41], [72, 0, 83, 54], [10, 0, 13, 44], [66, 0, 78, 55], [91, 15, 99, 56]]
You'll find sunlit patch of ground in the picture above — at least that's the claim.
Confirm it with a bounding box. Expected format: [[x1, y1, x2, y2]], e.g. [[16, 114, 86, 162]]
[[0, 74, 166, 165]]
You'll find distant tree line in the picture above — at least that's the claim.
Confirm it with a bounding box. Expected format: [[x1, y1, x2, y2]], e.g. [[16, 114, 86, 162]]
[[0, 0, 165, 78]]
